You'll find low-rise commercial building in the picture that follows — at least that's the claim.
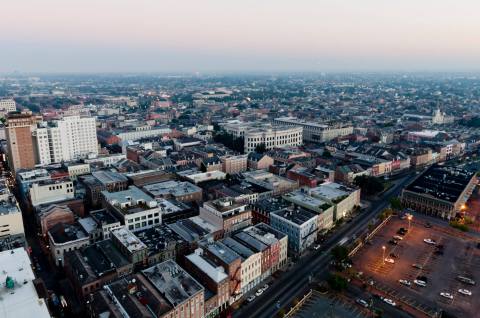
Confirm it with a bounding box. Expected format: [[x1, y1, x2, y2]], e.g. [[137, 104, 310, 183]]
[[309, 182, 361, 220], [270, 208, 318, 254], [91, 260, 204, 318], [0, 248, 51, 318], [243, 170, 299, 196], [199, 197, 252, 235], [102, 186, 162, 232], [401, 165, 477, 219], [274, 117, 353, 143], [143, 180, 203, 203], [48, 222, 90, 266], [64, 239, 133, 299], [110, 227, 148, 266], [0, 183, 26, 251], [29, 179, 75, 207], [184, 249, 230, 316]]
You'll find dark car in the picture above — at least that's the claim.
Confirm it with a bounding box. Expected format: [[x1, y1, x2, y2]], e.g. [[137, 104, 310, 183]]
[[389, 239, 398, 245]]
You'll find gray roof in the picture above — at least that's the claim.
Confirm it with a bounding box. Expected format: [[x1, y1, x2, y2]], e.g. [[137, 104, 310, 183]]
[[142, 260, 204, 307]]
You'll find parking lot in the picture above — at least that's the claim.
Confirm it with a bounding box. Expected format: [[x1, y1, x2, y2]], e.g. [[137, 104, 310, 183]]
[[352, 214, 480, 317], [293, 291, 369, 318]]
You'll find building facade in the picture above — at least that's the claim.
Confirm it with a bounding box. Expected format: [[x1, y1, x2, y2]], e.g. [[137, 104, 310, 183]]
[[35, 115, 98, 165], [5, 112, 39, 172]]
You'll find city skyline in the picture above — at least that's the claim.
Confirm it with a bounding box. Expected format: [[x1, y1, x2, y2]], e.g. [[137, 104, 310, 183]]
[[1, 0, 480, 73]]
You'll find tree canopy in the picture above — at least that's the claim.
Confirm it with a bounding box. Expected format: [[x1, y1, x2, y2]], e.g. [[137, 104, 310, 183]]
[[354, 175, 384, 196]]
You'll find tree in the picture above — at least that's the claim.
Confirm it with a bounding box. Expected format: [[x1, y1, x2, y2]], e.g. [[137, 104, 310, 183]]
[[331, 245, 349, 262], [255, 143, 267, 154], [354, 175, 384, 196], [327, 274, 348, 292], [213, 131, 244, 153], [389, 197, 402, 210]]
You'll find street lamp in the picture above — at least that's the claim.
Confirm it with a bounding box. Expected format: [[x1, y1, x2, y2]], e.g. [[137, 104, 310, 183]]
[[382, 246, 386, 265], [407, 214, 413, 231]]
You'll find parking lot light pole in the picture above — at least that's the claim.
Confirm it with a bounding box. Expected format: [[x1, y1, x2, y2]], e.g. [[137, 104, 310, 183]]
[[407, 214, 413, 231], [382, 246, 386, 265]]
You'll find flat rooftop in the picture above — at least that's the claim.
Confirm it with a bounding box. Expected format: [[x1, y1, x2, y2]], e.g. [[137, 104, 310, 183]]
[[221, 237, 255, 260], [283, 190, 331, 210], [135, 225, 185, 256], [90, 208, 119, 225], [272, 208, 318, 225], [142, 260, 204, 307], [309, 182, 354, 201], [49, 223, 88, 244], [102, 186, 157, 214], [405, 165, 476, 203], [206, 241, 241, 264], [0, 248, 51, 318], [233, 232, 268, 253], [143, 180, 202, 197], [111, 227, 147, 253], [105, 274, 173, 317], [186, 250, 228, 283], [0, 195, 20, 216], [92, 170, 128, 185]]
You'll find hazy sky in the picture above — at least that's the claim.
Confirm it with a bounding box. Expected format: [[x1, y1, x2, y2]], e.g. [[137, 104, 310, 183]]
[[1, 0, 479, 73]]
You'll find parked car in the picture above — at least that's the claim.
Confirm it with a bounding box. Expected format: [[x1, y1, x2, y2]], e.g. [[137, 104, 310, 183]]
[[313, 244, 321, 250], [424, 238, 436, 245], [414, 279, 427, 287], [399, 279, 411, 286], [412, 263, 423, 269], [440, 292, 453, 300], [457, 276, 476, 285], [384, 257, 395, 264], [383, 298, 396, 306], [424, 222, 432, 228], [356, 298, 369, 308], [458, 289, 472, 296], [388, 239, 398, 245], [255, 289, 264, 297], [247, 295, 256, 303], [262, 284, 269, 291], [393, 235, 403, 241]]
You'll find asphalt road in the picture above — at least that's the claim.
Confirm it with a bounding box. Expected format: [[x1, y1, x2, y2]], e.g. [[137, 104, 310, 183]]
[[234, 172, 417, 318]]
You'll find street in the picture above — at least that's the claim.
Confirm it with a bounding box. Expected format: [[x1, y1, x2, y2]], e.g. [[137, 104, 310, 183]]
[[234, 171, 417, 318]]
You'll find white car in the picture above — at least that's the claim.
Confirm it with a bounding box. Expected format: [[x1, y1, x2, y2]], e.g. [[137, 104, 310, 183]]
[[458, 289, 472, 296], [414, 279, 427, 287], [262, 284, 269, 291], [440, 292, 453, 299], [247, 295, 256, 303], [393, 235, 404, 241], [255, 289, 264, 297], [383, 298, 396, 306], [313, 244, 321, 250], [384, 257, 395, 264], [399, 279, 411, 286], [424, 238, 436, 245], [356, 298, 369, 308]]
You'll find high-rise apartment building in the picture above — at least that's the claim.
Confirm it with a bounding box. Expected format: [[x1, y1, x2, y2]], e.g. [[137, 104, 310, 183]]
[[5, 111, 38, 172], [35, 115, 98, 165], [0, 99, 17, 118]]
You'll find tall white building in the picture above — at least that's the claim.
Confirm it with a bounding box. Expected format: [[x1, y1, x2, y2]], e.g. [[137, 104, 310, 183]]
[[0, 99, 16, 118], [35, 115, 98, 165]]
